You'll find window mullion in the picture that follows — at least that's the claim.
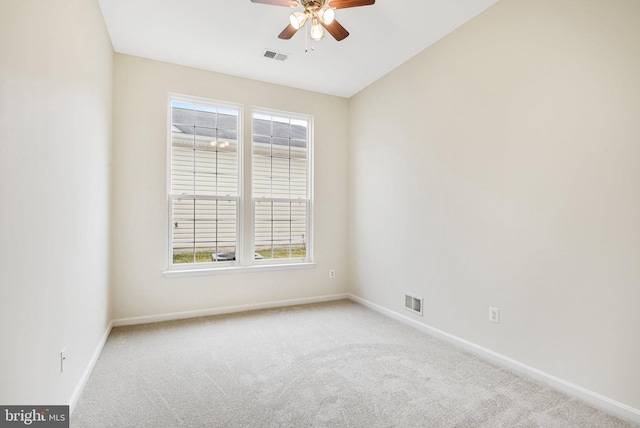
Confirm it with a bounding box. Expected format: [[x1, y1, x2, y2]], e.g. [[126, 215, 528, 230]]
[[191, 123, 196, 264], [192, 198, 196, 264], [214, 199, 218, 262]]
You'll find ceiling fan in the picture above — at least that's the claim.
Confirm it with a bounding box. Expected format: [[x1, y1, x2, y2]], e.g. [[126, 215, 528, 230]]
[[251, 0, 375, 42]]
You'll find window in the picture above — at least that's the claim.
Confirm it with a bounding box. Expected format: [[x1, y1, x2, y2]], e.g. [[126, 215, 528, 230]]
[[168, 96, 241, 268], [252, 110, 312, 262], [167, 96, 313, 271]]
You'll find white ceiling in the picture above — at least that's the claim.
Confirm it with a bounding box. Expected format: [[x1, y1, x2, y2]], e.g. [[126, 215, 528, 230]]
[[98, 0, 498, 98]]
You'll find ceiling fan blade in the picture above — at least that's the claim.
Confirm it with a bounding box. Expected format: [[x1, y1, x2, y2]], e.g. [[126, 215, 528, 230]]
[[321, 19, 349, 41], [251, 0, 299, 7], [278, 24, 299, 39], [328, 0, 374, 9]]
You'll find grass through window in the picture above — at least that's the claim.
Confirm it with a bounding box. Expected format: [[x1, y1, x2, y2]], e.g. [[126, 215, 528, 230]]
[[173, 248, 306, 264]]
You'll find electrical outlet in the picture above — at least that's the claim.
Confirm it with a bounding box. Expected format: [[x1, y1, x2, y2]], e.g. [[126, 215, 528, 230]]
[[489, 307, 500, 324], [329, 269, 336, 279], [60, 348, 66, 373]]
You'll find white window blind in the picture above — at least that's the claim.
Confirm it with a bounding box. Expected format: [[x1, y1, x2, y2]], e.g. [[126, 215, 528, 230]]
[[169, 97, 241, 267]]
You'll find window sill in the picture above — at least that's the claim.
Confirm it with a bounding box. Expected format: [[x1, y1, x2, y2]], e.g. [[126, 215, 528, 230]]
[[163, 262, 317, 278]]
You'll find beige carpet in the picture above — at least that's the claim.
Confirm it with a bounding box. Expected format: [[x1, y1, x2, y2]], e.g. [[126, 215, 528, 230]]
[[71, 300, 636, 427]]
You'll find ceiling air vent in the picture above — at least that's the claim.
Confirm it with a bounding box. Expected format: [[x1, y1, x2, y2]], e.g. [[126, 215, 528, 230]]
[[264, 49, 288, 61]]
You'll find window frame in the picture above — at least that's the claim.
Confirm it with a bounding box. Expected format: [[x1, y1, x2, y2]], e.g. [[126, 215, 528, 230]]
[[251, 107, 314, 266], [166, 94, 243, 272], [165, 96, 314, 274]]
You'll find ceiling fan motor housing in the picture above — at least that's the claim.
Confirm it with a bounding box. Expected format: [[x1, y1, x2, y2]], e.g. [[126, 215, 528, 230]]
[[302, 0, 325, 11]]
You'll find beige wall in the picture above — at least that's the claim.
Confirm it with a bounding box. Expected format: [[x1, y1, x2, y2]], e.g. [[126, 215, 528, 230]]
[[0, 0, 113, 405], [348, 0, 640, 411], [111, 54, 349, 319]]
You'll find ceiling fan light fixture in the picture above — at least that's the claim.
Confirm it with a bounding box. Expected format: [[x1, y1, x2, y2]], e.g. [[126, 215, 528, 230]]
[[319, 6, 335, 25], [289, 11, 308, 30], [254, 0, 375, 42], [310, 18, 324, 40]]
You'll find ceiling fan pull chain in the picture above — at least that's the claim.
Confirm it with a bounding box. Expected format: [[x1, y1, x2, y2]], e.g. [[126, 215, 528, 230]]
[[306, 30, 316, 52]]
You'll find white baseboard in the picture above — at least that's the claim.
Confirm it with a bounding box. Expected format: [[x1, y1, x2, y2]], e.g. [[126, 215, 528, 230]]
[[68, 320, 113, 414], [347, 293, 640, 425], [112, 293, 349, 327]]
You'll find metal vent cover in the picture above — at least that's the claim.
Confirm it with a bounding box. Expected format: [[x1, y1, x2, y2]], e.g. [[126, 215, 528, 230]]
[[264, 49, 288, 61], [404, 293, 424, 316]]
